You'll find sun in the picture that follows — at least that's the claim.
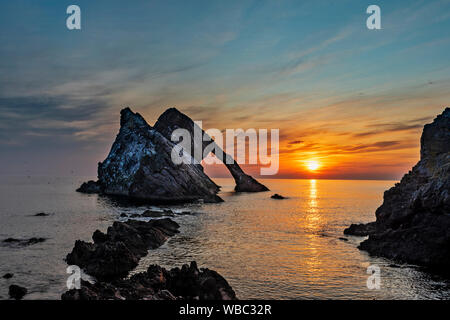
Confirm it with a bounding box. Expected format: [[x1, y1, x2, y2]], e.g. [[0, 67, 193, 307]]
[[306, 160, 320, 171]]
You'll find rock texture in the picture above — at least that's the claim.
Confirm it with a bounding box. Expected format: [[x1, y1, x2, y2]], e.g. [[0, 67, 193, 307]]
[[154, 108, 269, 192], [345, 108, 450, 270], [78, 108, 222, 203], [66, 218, 180, 280], [62, 261, 236, 300]]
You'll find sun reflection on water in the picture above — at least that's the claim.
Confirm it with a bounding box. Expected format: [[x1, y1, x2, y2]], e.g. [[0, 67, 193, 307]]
[[306, 179, 320, 230], [309, 179, 317, 212]]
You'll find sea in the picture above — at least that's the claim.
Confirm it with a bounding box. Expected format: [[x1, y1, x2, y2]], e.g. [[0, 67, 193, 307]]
[[1, 176, 450, 300]]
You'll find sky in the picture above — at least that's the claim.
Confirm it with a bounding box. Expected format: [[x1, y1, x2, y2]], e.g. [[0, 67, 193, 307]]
[[0, 0, 449, 180]]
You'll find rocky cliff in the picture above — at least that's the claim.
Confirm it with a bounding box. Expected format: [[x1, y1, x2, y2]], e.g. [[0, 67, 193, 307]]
[[78, 108, 222, 203], [345, 108, 450, 270], [154, 108, 269, 192]]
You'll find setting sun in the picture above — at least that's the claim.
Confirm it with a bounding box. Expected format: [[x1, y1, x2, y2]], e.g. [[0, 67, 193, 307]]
[[307, 160, 320, 171]]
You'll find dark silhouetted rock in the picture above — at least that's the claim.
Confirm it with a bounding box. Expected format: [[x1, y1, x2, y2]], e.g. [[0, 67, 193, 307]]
[[154, 108, 269, 193], [345, 108, 450, 270], [141, 209, 174, 218], [343, 222, 378, 236], [33, 212, 49, 217], [9, 285, 27, 300], [2, 237, 46, 247], [271, 193, 286, 199], [92, 230, 108, 243], [76, 180, 102, 194], [2, 273, 13, 279], [78, 108, 222, 203], [62, 261, 236, 300], [66, 218, 180, 280]]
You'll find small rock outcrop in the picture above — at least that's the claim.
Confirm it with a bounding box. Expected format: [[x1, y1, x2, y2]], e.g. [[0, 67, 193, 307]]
[[77, 108, 222, 203], [271, 193, 286, 199], [2, 237, 46, 247], [2, 273, 13, 279], [66, 218, 180, 280], [62, 261, 236, 300], [33, 212, 50, 217], [154, 108, 269, 193], [9, 285, 27, 300], [343, 222, 377, 236], [345, 108, 450, 270], [76, 180, 102, 194], [141, 209, 174, 218]]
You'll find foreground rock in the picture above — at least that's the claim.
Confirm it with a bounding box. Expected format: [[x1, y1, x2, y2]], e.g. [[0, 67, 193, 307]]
[[343, 222, 377, 236], [76, 180, 102, 194], [154, 108, 269, 193], [271, 193, 286, 199], [78, 108, 222, 203], [62, 261, 236, 300], [63, 218, 237, 300], [345, 108, 450, 270], [9, 285, 27, 300], [66, 218, 180, 280], [2, 237, 46, 247]]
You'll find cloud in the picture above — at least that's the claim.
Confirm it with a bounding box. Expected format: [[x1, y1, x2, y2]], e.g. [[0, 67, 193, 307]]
[[280, 139, 415, 157], [352, 118, 430, 138], [288, 140, 304, 145], [0, 94, 114, 147]]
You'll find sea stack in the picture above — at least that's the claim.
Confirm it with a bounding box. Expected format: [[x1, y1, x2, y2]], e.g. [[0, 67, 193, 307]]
[[345, 108, 450, 270], [154, 108, 269, 192], [78, 108, 222, 203]]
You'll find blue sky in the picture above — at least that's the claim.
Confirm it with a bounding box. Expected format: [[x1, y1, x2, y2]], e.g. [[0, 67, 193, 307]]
[[0, 0, 449, 178]]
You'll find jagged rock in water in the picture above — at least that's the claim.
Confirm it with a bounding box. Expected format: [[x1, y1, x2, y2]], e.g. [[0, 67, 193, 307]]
[[141, 209, 174, 218], [63, 215, 236, 300], [33, 212, 50, 217], [76, 180, 102, 194], [345, 108, 450, 270], [66, 218, 180, 280], [154, 108, 269, 192], [62, 261, 237, 300], [271, 193, 286, 199], [78, 108, 222, 203], [2, 237, 46, 247], [343, 222, 378, 236]]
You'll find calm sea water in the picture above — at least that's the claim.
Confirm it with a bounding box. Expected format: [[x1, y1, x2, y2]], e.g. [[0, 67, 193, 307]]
[[1, 176, 450, 300]]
